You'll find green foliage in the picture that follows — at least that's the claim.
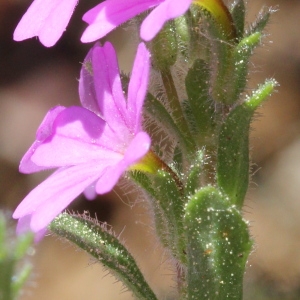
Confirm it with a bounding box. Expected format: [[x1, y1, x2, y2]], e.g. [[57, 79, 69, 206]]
[[130, 170, 173, 250], [130, 169, 186, 264], [184, 150, 205, 197], [249, 7, 274, 35], [50, 213, 158, 300], [217, 80, 277, 208], [150, 21, 178, 71], [0, 211, 33, 300], [153, 170, 186, 263], [230, 32, 262, 103], [145, 93, 194, 155], [184, 187, 252, 299], [185, 59, 216, 139], [231, 0, 246, 40]]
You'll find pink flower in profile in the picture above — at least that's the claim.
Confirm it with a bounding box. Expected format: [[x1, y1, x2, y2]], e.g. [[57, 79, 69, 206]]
[[13, 0, 78, 47], [13, 42, 151, 236], [81, 0, 192, 43]]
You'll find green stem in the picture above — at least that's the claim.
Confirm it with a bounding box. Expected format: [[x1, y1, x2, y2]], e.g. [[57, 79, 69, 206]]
[[161, 69, 196, 153], [145, 93, 194, 156], [202, 145, 217, 186], [160, 158, 185, 195]]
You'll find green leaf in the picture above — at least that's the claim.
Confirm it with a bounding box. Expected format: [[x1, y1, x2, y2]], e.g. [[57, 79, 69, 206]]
[[130, 169, 186, 264], [184, 186, 252, 299], [153, 170, 186, 263], [185, 59, 216, 139], [217, 79, 278, 208], [217, 104, 251, 208], [129, 171, 171, 250], [50, 213, 158, 300], [231, 0, 246, 40], [229, 32, 261, 104], [204, 18, 235, 105], [212, 31, 261, 106], [249, 7, 274, 35]]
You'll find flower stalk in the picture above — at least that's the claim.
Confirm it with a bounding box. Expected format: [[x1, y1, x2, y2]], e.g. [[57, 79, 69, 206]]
[[161, 69, 197, 154]]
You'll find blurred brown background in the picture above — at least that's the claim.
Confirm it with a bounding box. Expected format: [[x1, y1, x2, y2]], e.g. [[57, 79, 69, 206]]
[[1, 0, 300, 299]]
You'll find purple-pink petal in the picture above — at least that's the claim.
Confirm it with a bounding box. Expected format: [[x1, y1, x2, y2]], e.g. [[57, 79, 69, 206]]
[[13, 0, 78, 47], [13, 163, 109, 232], [83, 183, 97, 200], [79, 47, 101, 117], [88, 43, 128, 134], [81, 0, 163, 43], [20, 106, 66, 174], [16, 215, 46, 242], [122, 131, 151, 165], [127, 43, 150, 134], [140, 0, 192, 41], [30, 106, 123, 168], [80, 42, 134, 141], [16, 215, 32, 235], [96, 131, 151, 194]]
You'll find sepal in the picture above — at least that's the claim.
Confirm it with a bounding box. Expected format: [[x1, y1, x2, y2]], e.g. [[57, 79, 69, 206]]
[[193, 0, 236, 39], [228, 31, 262, 105], [149, 21, 178, 71], [248, 7, 275, 35], [230, 0, 246, 40], [130, 169, 186, 264]]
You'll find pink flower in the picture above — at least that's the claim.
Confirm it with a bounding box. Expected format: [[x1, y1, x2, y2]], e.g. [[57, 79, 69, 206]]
[[81, 0, 192, 43], [13, 0, 78, 47], [13, 42, 151, 235], [14, 0, 192, 46]]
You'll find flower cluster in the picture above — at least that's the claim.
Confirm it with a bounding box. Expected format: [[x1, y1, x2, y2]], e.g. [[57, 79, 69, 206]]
[[13, 42, 151, 236], [13, 0, 196, 237]]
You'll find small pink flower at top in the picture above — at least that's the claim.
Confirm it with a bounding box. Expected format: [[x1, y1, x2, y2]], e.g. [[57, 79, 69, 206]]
[[13, 0, 78, 47], [81, 0, 192, 42], [13, 0, 192, 46], [13, 42, 151, 237]]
